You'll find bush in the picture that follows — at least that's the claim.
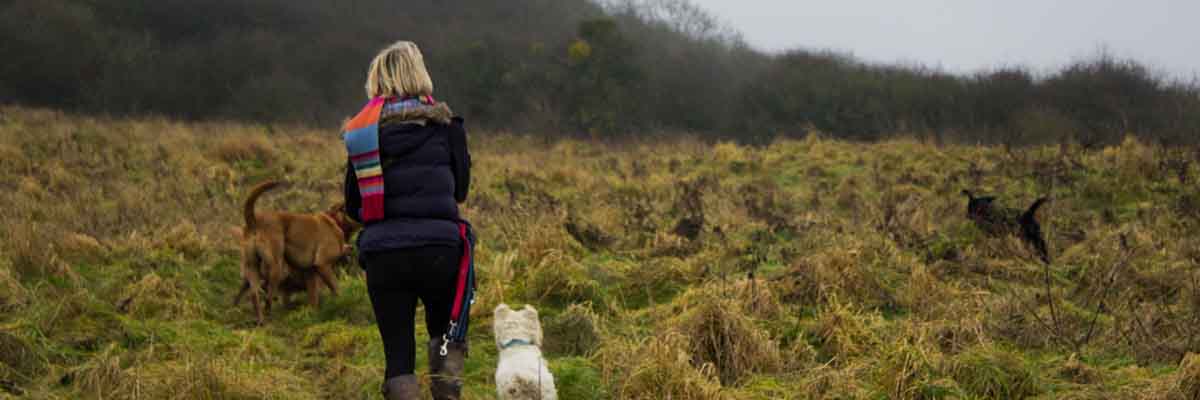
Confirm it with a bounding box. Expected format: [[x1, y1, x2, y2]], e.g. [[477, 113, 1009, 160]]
[[213, 136, 275, 163], [116, 273, 202, 319], [1144, 353, 1200, 400], [0, 330, 45, 389], [543, 303, 602, 357], [549, 356, 609, 400], [3, 0, 1197, 144], [595, 333, 722, 399], [948, 344, 1042, 399], [669, 288, 784, 385]]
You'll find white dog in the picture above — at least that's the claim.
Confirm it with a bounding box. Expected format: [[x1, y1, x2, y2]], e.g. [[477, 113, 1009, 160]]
[[493, 304, 557, 400]]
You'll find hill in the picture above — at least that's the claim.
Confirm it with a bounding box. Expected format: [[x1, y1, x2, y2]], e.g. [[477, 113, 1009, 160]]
[[1, 0, 1197, 144], [3, 107, 1200, 398]]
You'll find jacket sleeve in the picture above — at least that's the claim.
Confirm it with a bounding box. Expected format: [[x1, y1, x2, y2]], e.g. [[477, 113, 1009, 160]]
[[449, 117, 471, 203], [343, 160, 363, 223]]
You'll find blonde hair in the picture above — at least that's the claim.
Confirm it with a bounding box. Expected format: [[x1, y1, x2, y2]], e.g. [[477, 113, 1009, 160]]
[[364, 41, 433, 99]]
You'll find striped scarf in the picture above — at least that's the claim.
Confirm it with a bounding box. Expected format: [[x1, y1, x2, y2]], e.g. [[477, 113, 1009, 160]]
[[342, 95, 437, 222]]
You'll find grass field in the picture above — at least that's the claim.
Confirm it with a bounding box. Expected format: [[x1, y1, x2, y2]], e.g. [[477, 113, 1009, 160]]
[[3, 106, 1200, 399]]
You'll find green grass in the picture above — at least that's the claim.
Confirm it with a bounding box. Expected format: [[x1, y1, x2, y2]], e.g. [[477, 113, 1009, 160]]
[[3, 107, 1200, 399]]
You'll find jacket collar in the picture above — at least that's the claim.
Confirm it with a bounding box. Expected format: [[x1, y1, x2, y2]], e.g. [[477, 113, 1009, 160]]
[[380, 100, 453, 126]]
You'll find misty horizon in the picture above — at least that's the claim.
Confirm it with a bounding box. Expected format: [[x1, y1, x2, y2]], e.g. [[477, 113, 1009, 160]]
[[686, 0, 1200, 80]]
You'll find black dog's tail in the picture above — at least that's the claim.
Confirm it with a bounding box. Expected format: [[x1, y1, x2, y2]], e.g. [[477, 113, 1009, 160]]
[[961, 189, 975, 200], [1020, 197, 1051, 263], [1021, 197, 1049, 224]]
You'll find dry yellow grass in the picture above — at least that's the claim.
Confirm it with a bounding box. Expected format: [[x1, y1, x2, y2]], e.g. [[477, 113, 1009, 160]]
[[2, 106, 1200, 398]]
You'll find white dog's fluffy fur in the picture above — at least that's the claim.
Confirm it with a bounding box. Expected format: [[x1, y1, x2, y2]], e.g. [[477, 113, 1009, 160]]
[[493, 304, 557, 400]]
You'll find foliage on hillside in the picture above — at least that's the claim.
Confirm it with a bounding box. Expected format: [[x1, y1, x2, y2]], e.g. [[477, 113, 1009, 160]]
[[1, 0, 1197, 144], [3, 107, 1200, 399]]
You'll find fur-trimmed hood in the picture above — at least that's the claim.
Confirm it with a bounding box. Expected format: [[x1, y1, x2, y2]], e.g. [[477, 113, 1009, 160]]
[[380, 101, 454, 126]]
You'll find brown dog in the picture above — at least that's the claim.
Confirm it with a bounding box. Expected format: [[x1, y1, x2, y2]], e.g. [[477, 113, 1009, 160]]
[[230, 227, 352, 307], [236, 181, 359, 324]]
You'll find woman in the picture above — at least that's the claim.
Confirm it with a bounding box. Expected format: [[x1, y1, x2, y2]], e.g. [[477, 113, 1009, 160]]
[[343, 41, 472, 400]]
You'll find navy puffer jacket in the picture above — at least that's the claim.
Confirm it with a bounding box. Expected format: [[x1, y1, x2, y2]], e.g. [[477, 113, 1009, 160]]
[[344, 116, 470, 253]]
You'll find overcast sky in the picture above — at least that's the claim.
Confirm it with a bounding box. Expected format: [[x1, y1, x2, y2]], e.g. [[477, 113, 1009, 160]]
[[686, 0, 1199, 80]]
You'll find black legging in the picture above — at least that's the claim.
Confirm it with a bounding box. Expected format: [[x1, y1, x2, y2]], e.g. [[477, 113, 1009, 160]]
[[364, 245, 461, 378]]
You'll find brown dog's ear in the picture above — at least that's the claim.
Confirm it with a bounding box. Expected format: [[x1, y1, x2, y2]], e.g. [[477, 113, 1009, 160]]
[[329, 202, 362, 236]]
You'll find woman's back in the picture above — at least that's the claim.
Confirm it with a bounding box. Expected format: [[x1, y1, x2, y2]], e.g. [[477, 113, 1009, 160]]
[[345, 99, 470, 252]]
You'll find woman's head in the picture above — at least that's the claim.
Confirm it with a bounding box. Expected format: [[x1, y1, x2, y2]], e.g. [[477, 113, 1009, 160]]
[[364, 41, 433, 99]]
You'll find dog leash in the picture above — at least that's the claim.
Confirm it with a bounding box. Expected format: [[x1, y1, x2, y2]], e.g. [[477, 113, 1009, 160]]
[[441, 221, 476, 356]]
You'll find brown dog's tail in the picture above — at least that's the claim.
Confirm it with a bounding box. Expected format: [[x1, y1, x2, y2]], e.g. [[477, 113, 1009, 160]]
[[243, 181, 282, 232]]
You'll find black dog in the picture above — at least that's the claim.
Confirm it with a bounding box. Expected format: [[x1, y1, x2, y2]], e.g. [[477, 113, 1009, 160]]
[[961, 190, 1051, 263]]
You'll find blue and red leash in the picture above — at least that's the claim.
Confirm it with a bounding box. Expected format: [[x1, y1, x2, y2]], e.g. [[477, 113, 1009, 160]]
[[441, 222, 476, 356]]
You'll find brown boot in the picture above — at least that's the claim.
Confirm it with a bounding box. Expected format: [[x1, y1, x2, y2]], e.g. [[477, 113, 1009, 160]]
[[428, 338, 466, 400], [381, 374, 419, 400]]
